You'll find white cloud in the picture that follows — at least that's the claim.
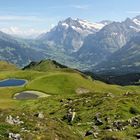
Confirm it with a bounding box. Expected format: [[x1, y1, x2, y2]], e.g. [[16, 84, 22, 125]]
[[51, 24, 55, 28], [70, 5, 90, 10], [1, 26, 46, 38], [48, 4, 90, 10], [126, 11, 140, 14], [0, 15, 45, 22]]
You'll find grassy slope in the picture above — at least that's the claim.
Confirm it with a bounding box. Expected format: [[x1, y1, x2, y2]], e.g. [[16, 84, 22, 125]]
[[23, 59, 68, 71], [0, 69, 139, 108], [0, 67, 140, 139], [0, 61, 17, 71], [20, 92, 140, 139]]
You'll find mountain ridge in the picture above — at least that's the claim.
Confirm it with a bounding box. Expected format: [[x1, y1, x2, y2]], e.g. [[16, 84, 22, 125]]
[[38, 17, 110, 53], [23, 59, 68, 72], [0, 16, 140, 74], [94, 32, 140, 74]]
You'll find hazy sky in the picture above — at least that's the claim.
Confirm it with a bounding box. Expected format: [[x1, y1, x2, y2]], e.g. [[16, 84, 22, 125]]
[[0, 0, 140, 37]]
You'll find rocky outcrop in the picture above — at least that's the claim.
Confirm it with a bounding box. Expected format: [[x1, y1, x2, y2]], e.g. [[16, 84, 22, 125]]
[[34, 112, 44, 119], [66, 109, 76, 122], [9, 133, 22, 140], [75, 87, 90, 94], [5, 115, 24, 125]]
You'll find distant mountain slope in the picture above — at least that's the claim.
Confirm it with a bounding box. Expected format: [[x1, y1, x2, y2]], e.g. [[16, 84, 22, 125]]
[[0, 61, 17, 71], [101, 73, 140, 86], [94, 32, 140, 73], [0, 31, 46, 67], [84, 71, 140, 86], [76, 17, 140, 66]]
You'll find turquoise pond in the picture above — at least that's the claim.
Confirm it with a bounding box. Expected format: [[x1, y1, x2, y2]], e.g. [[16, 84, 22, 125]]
[[0, 79, 26, 87]]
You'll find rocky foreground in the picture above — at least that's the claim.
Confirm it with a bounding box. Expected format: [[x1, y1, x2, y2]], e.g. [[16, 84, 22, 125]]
[[0, 91, 140, 140]]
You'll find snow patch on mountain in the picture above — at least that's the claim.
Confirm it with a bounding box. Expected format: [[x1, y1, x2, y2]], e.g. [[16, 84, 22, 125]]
[[78, 19, 105, 30], [130, 26, 140, 32], [133, 18, 140, 26], [59, 17, 108, 36], [61, 23, 69, 29], [38, 17, 111, 53]]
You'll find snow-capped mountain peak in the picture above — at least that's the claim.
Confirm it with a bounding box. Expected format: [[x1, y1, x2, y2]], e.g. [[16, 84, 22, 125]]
[[132, 15, 140, 26], [133, 18, 140, 26], [38, 17, 111, 52], [58, 17, 109, 36], [77, 19, 105, 30]]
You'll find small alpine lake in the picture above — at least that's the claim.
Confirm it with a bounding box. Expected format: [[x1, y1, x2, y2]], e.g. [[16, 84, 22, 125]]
[[0, 78, 27, 87]]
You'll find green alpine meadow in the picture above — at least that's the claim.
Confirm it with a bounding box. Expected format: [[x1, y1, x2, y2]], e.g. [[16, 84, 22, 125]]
[[0, 60, 139, 139], [0, 0, 140, 140]]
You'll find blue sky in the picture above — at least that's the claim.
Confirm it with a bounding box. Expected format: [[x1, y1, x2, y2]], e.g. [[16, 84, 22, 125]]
[[0, 0, 140, 37]]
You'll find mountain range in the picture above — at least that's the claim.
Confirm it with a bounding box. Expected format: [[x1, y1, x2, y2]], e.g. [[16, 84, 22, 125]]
[[0, 16, 140, 74], [0, 31, 47, 67], [38, 17, 110, 53], [94, 32, 140, 74]]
